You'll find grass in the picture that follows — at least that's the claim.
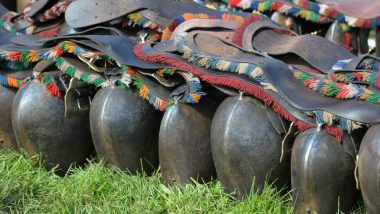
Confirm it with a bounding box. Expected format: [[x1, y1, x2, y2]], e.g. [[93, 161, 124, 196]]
[[0, 150, 365, 213], [0, 149, 292, 213]]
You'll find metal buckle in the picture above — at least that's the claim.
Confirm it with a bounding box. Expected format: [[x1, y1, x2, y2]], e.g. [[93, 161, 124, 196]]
[[138, 70, 175, 87], [77, 54, 113, 73]]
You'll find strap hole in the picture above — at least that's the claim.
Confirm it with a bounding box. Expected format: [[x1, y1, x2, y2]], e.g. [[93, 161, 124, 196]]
[[95, 16, 98, 19]]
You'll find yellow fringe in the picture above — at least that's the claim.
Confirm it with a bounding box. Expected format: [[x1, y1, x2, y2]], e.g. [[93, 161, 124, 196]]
[[28, 50, 39, 62], [216, 60, 231, 71], [191, 93, 201, 102], [237, 63, 249, 74], [139, 85, 150, 99]]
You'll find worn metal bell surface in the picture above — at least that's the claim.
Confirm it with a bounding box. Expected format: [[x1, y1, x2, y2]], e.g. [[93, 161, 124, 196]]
[[325, 21, 346, 45], [12, 81, 94, 174], [159, 100, 220, 185], [211, 96, 290, 198], [359, 125, 380, 214], [90, 87, 162, 174], [0, 86, 18, 150], [291, 128, 357, 214]]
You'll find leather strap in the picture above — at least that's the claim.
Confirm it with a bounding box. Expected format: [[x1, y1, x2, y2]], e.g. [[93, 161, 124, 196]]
[[65, 0, 224, 29], [241, 21, 354, 74], [171, 19, 240, 40], [173, 32, 380, 123]]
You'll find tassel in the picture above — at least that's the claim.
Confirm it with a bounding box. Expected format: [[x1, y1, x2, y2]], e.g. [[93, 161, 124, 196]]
[[326, 126, 343, 144], [45, 82, 62, 97]]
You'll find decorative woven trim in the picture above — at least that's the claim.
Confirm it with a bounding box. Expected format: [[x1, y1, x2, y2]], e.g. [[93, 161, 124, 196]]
[[125, 66, 174, 111], [24, 0, 72, 23], [314, 110, 362, 132], [124, 12, 163, 32], [230, 0, 380, 28], [127, 65, 204, 109], [41, 75, 62, 97], [229, 0, 332, 24], [55, 57, 107, 87], [0, 40, 203, 110], [178, 70, 206, 103], [162, 13, 245, 40], [0, 41, 100, 63], [175, 36, 361, 131], [293, 0, 380, 28], [174, 35, 277, 91], [0, 74, 26, 88], [329, 57, 380, 89], [134, 43, 344, 143], [56, 56, 203, 110], [294, 67, 380, 104], [157, 68, 175, 76]]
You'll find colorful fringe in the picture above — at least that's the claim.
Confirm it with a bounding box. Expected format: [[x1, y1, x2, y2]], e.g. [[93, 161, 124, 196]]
[[294, 68, 380, 104], [125, 12, 163, 32], [41, 75, 62, 98], [177, 71, 206, 103], [55, 57, 174, 108], [162, 13, 246, 40], [126, 67, 174, 111], [0, 74, 26, 88], [314, 110, 362, 132], [55, 57, 107, 87], [134, 43, 343, 143], [55, 56, 174, 108], [293, 0, 380, 28], [229, 0, 332, 24], [174, 35, 359, 133], [329, 57, 380, 89], [175, 35, 277, 91], [55, 55, 203, 110], [0, 41, 100, 63], [230, 0, 380, 28]]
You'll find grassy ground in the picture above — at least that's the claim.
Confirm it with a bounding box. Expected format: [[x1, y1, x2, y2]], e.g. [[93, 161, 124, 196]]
[[0, 150, 365, 213]]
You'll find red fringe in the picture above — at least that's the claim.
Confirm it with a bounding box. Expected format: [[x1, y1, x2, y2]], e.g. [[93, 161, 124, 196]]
[[45, 82, 62, 98], [326, 126, 343, 144], [231, 14, 266, 47]]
